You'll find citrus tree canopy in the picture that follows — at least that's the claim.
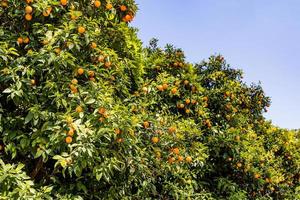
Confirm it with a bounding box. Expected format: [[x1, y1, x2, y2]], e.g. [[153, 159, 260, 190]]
[[0, 0, 299, 199]]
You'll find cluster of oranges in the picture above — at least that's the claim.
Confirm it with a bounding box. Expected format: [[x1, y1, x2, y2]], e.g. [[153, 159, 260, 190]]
[[167, 147, 192, 164], [69, 78, 78, 94], [64, 116, 75, 144], [17, 36, 30, 45]]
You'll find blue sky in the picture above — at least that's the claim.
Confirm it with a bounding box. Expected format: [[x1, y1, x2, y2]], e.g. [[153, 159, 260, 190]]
[[132, 0, 300, 129]]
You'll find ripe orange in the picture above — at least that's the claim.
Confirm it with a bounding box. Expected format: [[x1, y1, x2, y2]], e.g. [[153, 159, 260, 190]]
[[123, 14, 133, 22], [157, 85, 163, 91], [77, 68, 84, 75], [186, 156, 192, 163], [17, 37, 23, 44], [98, 55, 105, 63], [69, 84, 76, 91], [185, 109, 191, 114], [78, 26, 85, 34], [151, 137, 159, 144], [235, 135, 240, 141], [30, 79, 36, 85], [178, 156, 184, 162], [143, 121, 150, 129], [104, 61, 111, 68], [98, 107, 106, 115], [60, 0, 67, 6], [254, 173, 260, 179], [88, 70, 95, 77], [65, 136, 72, 144], [23, 37, 30, 44], [185, 99, 191, 104], [173, 62, 178, 67], [178, 62, 183, 67], [171, 88, 177, 94], [168, 126, 176, 134], [75, 106, 83, 113], [168, 157, 175, 164], [54, 48, 61, 54], [120, 5, 127, 11], [236, 162, 242, 168], [1, 1, 8, 7], [25, 5, 33, 14], [71, 79, 78, 85], [115, 129, 121, 135], [116, 138, 124, 143], [25, 14, 32, 21], [43, 7, 52, 17], [26, 0, 33, 3], [90, 42, 97, 49], [162, 83, 168, 90], [67, 128, 75, 136], [191, 99, 197, 104], [179, 103, 185, 109], [71, 88, 78, 94], [172, 148, 180, 155], [94, 0, 101, 8], [183, 80, 189, 85], [142, 87, 148, 93], [106, 3, 113, 10], [203, 96, 208, 102]]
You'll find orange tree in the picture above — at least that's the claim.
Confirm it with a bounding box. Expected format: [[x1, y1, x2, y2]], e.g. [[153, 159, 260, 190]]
[[0, 0, 299, 199]]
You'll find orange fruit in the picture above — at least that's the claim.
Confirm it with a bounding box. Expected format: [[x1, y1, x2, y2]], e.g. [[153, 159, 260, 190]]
[[178, 156, 184, 162], [191, 99, 197, 104], [88, 70, 95, 77], [185, 109, 191, 114], [116, 138, 124, 143], [60, 0, 67, 6], [142, 87, 148, 93], [172, 148, 180, 155], [69, 84, 76, 91], [23, 37, 30, 44], [120, 5, 127, 11], [78, 26, 85, 34], [98, 107, 106, 115], [25, 5, 33, 14], [104, 61, 111, 68], [71, 88, 78, 94], [43, 7, 52, 17], [75, 106, 83, 113], [183, 80, 189, 85], [171, 88, 177, 94], [30, 79, 36, 85], [98, 55, 105, 63], [179, 103, 185, 109], [143, 121, 150, 129], [65, 136, 72, 144], [235, 135, 240, 141], [186, 156, 192, 163], [168, 157, 175, 164], [203, 96, 208, 101], [185, 99, 191, 104], [123, 14, 132, 22], [17, 37, 23, 44], [156, 85, 163, 91], [94, 0, 101, 8], [54, 48, 61, 54], [254, 173, 260, 179], [151, 137, 159, 144], [1, 1, 8, 7], [236, 163, 242, 168], [67, 128, 75, 136], [77, 68, 84, 75], [114, 129, 121, 135], [25, 14, 32, 21], [106, 3, 113, 10], [90, 42, 97, 49], [162, 83, 168, 90], [71, 79, 78, 85], [168, 126, 176, 134], [26, 0, 33, 3], [178, 62, 183, 67]]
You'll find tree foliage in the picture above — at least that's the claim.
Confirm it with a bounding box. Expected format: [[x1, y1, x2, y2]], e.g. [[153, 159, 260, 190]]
[[0, 0, 299, 199]]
